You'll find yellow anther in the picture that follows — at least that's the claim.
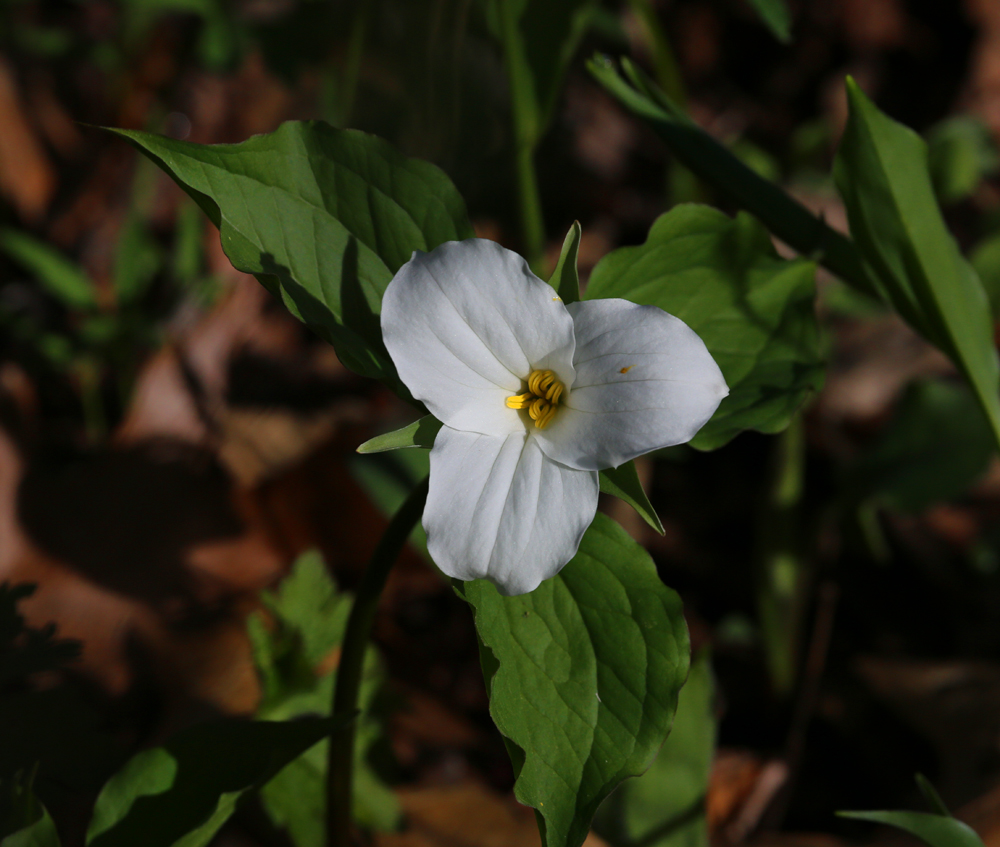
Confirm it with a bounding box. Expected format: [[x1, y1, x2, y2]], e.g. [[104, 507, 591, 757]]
[[620, 365, 634, 374], [505, 393, 534, 410], [506, 368, 566, 430]]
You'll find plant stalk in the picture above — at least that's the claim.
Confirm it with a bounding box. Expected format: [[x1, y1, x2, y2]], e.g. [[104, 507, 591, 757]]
[[326, 476, 429, 847], [496, 0, 546, 274], [755, 415, 807, 696]]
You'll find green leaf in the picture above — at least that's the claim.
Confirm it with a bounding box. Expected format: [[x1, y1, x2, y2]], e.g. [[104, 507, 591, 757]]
[[548, 221, 582, 304], [586, 204, 824, 450], [594, 650, 714, 847], [834, 79, 1000, 451], [108, 122, 474, 386], [356, 416, 442, 453], [599, 463, 663, 534], [745, 0, 792, 42], [0, 229, 95, 310], [586, 57, 873, 296], [86, 717, 336, 847], [842, 380, 993, 513], [456, 513, 690, 847], [837, 812, 985, 847]]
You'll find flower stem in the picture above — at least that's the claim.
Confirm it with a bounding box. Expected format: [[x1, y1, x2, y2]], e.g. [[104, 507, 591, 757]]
[[754, 415, 808, 696], [326, 476, 429, 847], [496, 0, 546, 275]]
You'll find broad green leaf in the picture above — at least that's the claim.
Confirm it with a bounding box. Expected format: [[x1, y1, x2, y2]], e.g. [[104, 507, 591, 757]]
[[834, 79, 1000, 451], [586, 57, 873, 296], [745, 0, 791, 42], [599, 463, 663, 534], [842, 380, 993, 513], [548, 221, 582, 304], [86, 717, 335, 847], [594, 651, 714, 847], [356, 416, 442, 453], [0, 229, 95, 310], [926, 116, 998, 204], [586, 204, 824, 450], [837, 812, 984, 847], [456, 512, 690, 847], [110, 122, 474, 386]]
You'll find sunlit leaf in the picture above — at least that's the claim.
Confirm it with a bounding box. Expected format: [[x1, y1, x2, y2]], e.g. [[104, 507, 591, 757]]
[[834, 79, 1000, 451], [457, 513, 689, 847], [586, 204, 823, 450], [110, 122, 473, 388]]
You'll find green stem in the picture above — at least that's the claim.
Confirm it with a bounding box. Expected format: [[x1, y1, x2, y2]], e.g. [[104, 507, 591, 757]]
[[496, 0, 546, 274], [755, 415, 807, 696], [326, 477, 428, 847], [339, 3, 368, 128]]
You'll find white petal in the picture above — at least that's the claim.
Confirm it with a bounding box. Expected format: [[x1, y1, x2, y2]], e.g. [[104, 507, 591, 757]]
[[535, 299, 728, 470], [381, 239, 576, 437], [424, 426, 599, 595]]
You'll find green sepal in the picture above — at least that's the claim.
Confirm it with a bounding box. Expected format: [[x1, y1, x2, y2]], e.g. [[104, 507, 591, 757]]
[[599, 462, 664, 534], [548, 221, 582, 304], [357, 416, 443, 453]]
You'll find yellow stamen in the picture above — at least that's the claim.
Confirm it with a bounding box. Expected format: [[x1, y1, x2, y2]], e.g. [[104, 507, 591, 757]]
[[505, 393, 534, 410], [506, 368, 566, 430], [620, 365, 634, 374]]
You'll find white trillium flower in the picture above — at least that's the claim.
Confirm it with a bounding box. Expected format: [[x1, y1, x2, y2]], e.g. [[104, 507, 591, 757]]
[[381, 238, 728, 596]]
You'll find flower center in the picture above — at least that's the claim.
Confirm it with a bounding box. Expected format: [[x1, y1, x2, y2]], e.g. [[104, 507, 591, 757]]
[[505, 369, 565, 430]]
